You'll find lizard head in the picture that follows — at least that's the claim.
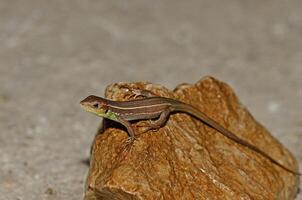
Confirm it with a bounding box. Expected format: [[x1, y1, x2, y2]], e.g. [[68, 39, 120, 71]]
[[80, 95, 109, 117]]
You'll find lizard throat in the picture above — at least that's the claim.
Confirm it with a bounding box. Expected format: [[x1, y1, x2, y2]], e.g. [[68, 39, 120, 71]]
[[98, 110, 118, 121]]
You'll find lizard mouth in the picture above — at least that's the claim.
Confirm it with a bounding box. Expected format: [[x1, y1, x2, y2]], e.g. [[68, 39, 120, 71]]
[[80, 101, 106, 116], [80, 103, 93, 112]]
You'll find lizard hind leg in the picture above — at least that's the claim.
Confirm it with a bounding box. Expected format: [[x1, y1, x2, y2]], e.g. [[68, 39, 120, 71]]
[[136, 109, 171, 134]]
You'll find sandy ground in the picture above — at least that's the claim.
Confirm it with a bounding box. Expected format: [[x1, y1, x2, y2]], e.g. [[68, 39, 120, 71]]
[[0, 1, 301, 199]]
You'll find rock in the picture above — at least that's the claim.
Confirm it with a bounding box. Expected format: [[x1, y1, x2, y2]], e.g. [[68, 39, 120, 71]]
[[84, 76, 300, 200]]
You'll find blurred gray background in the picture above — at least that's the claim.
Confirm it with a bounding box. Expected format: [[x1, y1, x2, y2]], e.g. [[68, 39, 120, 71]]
[[0, 1, 301, 199]]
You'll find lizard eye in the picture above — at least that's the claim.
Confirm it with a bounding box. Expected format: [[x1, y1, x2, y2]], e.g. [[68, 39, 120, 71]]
[[92, 103, 100, 109]]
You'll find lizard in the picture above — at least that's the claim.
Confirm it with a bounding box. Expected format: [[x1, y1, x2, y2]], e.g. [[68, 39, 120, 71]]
[[80, 89, 300, 175]]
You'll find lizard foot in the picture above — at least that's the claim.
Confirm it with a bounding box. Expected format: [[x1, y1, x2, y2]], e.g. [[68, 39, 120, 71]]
[[120, 85, 156, 99]]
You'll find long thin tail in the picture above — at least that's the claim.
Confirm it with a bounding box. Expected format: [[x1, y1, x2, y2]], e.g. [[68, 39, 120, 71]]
[[173, 103, 300, 175]]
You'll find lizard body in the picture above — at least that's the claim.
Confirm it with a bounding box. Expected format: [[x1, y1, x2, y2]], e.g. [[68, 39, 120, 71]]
[[80, 94, 300, 175]]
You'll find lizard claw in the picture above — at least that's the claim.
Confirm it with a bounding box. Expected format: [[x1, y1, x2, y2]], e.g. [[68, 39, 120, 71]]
[[125, 136, 136, 145], [121, 136, 136, 151]]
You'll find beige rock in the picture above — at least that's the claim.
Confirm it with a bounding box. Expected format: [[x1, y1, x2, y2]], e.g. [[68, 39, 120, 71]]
[[84, 76, 300, 200]]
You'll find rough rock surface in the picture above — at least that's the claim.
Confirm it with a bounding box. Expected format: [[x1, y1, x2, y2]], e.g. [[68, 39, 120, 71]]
[[84, 76, 299, 200]]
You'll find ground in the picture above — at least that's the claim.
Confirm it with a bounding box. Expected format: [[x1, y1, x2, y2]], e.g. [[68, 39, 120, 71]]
[[0, 1, 301, 199]]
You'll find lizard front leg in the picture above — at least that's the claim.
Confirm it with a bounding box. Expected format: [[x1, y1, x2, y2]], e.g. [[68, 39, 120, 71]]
[[114, 115, 136, 143], [120, 86, 156, 99]]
